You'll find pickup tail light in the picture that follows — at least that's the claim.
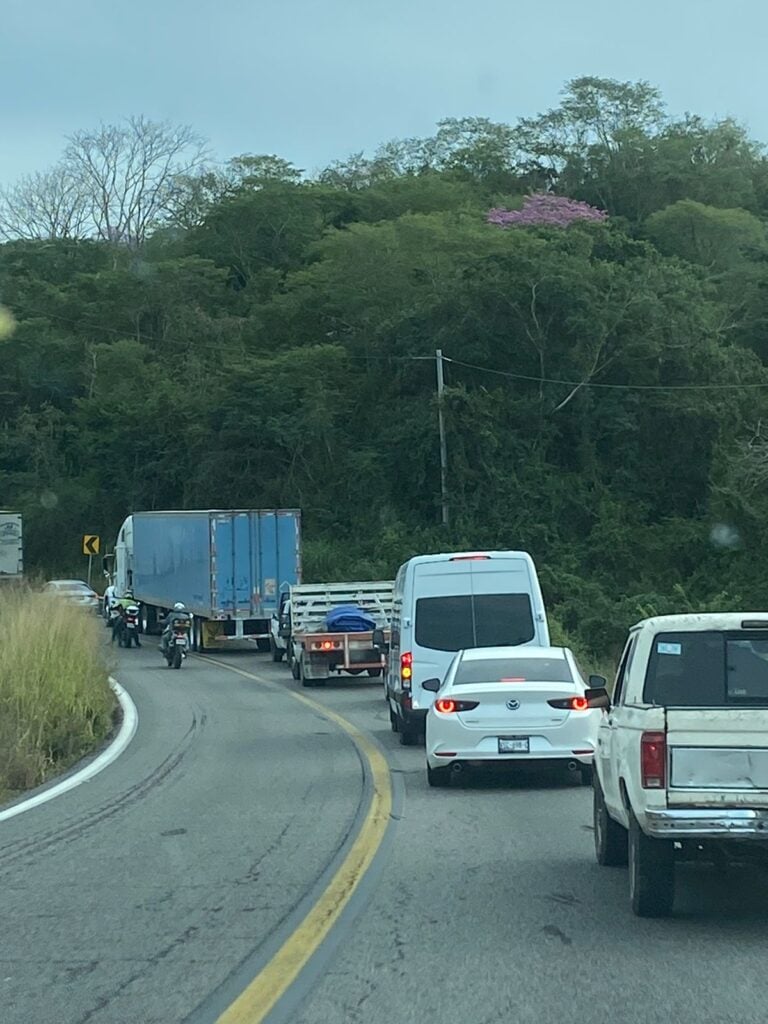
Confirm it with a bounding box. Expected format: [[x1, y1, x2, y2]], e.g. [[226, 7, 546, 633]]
[[641, 731, 667, 789], [434, 699, 480, 714], [547, 696, 590, 711], [401, 651, 413, 688]]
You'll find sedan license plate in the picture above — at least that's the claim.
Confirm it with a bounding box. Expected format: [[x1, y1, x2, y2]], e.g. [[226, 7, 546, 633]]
[[498, 737, 529, 754]]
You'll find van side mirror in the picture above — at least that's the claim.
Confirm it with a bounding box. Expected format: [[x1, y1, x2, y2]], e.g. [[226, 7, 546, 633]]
[[585, 687, 611, 710], [589, 674, 607, 689], [422, 677, 441, 693]]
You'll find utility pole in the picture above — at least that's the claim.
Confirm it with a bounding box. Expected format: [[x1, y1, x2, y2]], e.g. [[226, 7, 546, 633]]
[[435, 349, 449, 527]]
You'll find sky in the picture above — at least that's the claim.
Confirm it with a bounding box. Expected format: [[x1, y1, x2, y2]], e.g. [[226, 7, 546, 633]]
[[1, 0, 766, 184]]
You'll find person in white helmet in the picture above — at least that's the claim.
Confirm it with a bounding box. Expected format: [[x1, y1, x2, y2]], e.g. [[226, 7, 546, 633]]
[[160, 602, 191, 656]]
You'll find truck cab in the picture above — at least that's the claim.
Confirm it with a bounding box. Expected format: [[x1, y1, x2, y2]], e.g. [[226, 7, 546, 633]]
[[270, 591, 292, 662], [591, 613, 768, 917]]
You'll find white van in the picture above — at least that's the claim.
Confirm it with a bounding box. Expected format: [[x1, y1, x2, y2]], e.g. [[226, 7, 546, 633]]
[[386, 551, 549, 744]]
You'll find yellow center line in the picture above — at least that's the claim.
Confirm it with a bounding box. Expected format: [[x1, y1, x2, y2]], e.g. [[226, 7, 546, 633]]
[[199, 657, 393, 1024]]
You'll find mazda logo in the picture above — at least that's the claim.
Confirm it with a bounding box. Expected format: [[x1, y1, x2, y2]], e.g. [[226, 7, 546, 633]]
[[506, 699, 520, 711]]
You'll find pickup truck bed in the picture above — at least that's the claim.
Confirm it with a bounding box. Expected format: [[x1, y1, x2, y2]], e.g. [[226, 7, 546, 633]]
[[287, 581, 394, 688]]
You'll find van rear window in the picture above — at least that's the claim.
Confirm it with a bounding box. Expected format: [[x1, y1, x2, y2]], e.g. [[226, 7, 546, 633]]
[[415, 594, 534, 652], [644, 631, 768, 706]]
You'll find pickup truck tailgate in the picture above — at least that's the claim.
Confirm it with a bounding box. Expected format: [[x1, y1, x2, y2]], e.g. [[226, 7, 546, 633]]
[[666, 708, 768, 807]]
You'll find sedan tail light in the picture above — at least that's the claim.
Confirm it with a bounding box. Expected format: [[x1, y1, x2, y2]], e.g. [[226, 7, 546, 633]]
[[547, 696, 590, 711], [434, 699, 479, 714]]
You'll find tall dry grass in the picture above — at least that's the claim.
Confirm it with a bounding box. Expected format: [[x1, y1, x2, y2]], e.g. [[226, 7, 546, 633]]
[[0, 586, 115, 800]]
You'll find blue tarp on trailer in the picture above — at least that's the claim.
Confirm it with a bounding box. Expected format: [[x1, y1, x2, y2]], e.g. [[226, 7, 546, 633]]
[[326, 605, 377, 632]]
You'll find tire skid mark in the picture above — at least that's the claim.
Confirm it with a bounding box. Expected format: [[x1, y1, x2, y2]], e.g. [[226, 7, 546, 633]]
[[0, 710, 203, 874]]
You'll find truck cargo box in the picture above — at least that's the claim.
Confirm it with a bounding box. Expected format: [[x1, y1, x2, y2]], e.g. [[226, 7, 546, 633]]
[[0, 511, 23, 579], [118, 509, 301, 622]]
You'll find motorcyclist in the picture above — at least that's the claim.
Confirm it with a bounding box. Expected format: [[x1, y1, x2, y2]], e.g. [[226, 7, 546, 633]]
[[121, 602, 142, 648], [111, 589, 136, 645], [160, 602, 192, 656], [103, 582, 116, 621]]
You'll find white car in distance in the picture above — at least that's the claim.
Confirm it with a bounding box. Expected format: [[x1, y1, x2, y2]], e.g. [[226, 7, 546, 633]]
[[43, 579, 101, 613], [424, 645, 603, 788]]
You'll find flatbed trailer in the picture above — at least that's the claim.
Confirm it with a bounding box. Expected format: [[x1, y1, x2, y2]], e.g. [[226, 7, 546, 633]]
[[288, 581, 394, 688]]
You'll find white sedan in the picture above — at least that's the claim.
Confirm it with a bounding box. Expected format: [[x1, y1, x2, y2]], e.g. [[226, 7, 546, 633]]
[[424, 646, 603, 788], [43, 579, 101, 613]]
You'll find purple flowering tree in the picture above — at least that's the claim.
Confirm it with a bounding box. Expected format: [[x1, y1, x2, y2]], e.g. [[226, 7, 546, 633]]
[[487, 193, 608, 228]]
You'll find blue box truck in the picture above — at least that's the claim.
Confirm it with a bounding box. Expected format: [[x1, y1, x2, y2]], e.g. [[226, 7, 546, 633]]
[[105, 509, 301, 651]]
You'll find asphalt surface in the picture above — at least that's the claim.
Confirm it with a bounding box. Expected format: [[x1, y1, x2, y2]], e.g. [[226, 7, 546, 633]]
[[4, 645, 768, 1023], [1, 644, 363, 1024]]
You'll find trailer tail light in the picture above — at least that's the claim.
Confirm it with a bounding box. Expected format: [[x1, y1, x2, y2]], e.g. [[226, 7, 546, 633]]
[[401, 652, 412, 688], [641, 731, 667, 789], [547, 696, 590, 711]]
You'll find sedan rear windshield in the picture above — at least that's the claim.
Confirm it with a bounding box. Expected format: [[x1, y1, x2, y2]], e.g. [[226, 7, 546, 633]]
[[644, 631, 768, 706], [454, 657, 573, 686], [415, 594, 534, 652]]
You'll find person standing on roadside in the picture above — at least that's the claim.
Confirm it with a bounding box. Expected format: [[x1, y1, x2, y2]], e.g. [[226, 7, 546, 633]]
[[103, 582, 116, 621]]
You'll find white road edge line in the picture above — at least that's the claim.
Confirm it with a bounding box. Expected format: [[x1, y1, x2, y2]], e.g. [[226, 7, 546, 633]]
[[0, 677, 138, 824]]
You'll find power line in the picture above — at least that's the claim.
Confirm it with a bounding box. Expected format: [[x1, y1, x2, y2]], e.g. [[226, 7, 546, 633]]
[[443, 355, 768, 392], [10, 304, 768, 391]]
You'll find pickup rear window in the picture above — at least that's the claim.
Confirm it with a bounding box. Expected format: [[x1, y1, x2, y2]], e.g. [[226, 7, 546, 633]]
[[644, 631, 768, 706]]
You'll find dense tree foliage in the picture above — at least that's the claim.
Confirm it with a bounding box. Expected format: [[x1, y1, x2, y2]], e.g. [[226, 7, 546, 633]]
[[3, 76, 768, 662]]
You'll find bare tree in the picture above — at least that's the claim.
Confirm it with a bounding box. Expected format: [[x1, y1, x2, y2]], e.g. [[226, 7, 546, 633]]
[[0, 164, 90, 241], [0, 116, 208, 245], [63, 116, 208, 246]]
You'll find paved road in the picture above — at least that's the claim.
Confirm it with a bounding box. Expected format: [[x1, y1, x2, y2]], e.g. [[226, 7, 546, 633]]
[[1, 647, 364, 1024], [4, 647, 768, 1023], [257, 658, 768, 1024]]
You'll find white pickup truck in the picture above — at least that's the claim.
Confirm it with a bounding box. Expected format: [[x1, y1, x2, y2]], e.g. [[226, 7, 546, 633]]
[[589, 612, 768, 918]]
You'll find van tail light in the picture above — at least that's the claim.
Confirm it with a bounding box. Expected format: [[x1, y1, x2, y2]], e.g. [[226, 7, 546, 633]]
[[449, 555, 490, 561], [400, 651, 412, 688], [434, 699, 480, 714], [547, 696, 590, 711], [641, 731, 667, 789]]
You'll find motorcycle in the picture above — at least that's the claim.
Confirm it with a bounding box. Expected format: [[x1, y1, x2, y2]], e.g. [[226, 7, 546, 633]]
[[119, 604, 141, 648], [164, 619, 190, 669]]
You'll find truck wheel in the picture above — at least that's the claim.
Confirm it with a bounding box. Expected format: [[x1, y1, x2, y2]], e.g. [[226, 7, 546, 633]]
[[142, 604, 158, 636], [256, 638, 270, 653], [270, 637, 284, 662], [399, 724, 419, 746], [629, 815, 675, 918], [427, 765, 451, 788], [593, 778, 628, 866]]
